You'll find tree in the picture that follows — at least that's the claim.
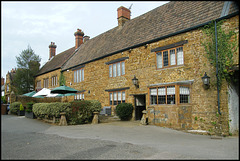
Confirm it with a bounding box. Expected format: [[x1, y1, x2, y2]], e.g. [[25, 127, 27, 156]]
[[13, 45, 41, 95]]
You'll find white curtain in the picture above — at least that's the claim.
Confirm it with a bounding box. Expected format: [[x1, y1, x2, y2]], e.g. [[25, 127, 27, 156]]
[[177, 47, 184, 65], [109, 65, 112, 77], [158, 87, 166, 96], [170, 49, 176, 65], [117, 62, 121, 76], [122, 92, 125, 101], [113, 64, 116, 77], [150, 88, 157, 95], [156, 52, 162, 68], [167, 86, 175, 95], [121, 62, 125, 75], [180, 86, 190, 95], [82, 69, 84, 81]]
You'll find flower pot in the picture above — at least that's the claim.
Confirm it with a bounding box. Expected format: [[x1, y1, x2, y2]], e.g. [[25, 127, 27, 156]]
[[25, 112, 36, 119], [18, 110, 25, 116]]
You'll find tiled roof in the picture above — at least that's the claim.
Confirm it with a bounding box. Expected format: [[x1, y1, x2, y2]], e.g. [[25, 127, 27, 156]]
[[36, 47, 75, 76], [62, 1, 238, 71]]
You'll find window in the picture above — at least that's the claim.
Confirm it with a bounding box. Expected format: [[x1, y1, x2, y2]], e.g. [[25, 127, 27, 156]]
[[7, 84, 9, 92], [179, 86, 190, 103], [167, 86, 175, 104], [74, 93, 84, 101], [113, 64, 116, 77], [109, 61, 125, 77], [156, 46, 184, 69], [74, 68, 84, 83], [109, 91, 126, 105], [177, 47, 184, 65], [37, 81, 41, 88], [156, 52, 162, 68], [43, 78, 49, 88], [158, 87, 166, 104], [51, 76, 57, 87], [109, 65, 112, 77], [149, 85, 190, 105]]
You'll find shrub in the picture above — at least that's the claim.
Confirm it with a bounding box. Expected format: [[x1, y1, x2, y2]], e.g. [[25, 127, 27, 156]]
[[32, 102, 71, 119], [19, 104, 24, 111], [1, 96, 7, 104], [116, 103, 133, 121], [69, 100, 102, 125], [26, 102, 35, 113], [10, 102, 22, 114]]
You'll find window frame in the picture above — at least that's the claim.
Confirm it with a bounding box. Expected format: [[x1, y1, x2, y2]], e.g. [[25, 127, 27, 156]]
[[74, 92, 85, 101], [43, 78, 49, 88], [156, 46, 184, 69], [37, 80, 41, 88], [149, 84, 190, 105], [73, 68, 84, 83], [51, 75, 58, 87], [109, 60, 125, 78], [109, 90, 126, 106]]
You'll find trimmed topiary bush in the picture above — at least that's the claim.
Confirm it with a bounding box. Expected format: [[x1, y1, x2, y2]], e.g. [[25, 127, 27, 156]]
[[116, 103, 133, 121]]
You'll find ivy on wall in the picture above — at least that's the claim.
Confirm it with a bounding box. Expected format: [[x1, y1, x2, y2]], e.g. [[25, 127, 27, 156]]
[[201, 20, 238, 90], [59, 73, 66, 86]]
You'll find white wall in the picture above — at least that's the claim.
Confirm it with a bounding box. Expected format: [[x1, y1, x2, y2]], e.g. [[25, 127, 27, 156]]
[[228, 85, 239, 135]]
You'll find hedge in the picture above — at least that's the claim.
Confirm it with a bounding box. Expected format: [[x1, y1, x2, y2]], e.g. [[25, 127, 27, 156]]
[[10, 102, 22, 115], [69, 100, 101, 125], [32, 102, 71, 119]]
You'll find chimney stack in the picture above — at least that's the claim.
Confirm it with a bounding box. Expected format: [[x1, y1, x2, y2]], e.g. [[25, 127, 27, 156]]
[[74, 29, 84, 49], [1, 77, 4, 86], [83, 35, 90, 43], [49, 42, 57, 60], [117, 6, 131, 27]]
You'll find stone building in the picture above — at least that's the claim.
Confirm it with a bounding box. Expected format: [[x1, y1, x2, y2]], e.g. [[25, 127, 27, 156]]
[[35, 1, 239, 135], [5, 68, 17, 103]]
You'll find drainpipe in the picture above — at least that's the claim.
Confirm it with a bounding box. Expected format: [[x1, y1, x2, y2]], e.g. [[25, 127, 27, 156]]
[[215, 20, 221, 115]]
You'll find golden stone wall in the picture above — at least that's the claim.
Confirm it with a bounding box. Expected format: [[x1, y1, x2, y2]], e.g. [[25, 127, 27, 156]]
[[35, 15, 239, 134], [35, 69, 61, 90]]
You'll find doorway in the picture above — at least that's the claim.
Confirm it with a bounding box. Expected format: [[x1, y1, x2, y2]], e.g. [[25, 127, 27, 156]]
[[134, 95, 146, 120]]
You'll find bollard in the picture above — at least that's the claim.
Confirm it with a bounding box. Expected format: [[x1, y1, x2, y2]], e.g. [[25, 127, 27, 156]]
[[140, 110, 148, 125], [59, 112, 68, 126], [92, 112, 99, 124]]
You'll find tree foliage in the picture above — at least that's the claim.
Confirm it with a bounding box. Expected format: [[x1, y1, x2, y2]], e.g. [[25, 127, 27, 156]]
[[13, 45, 41, 94]]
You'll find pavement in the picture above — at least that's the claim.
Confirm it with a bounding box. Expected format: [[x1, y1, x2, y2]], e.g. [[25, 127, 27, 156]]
[[42, 119, 239, 159], [1, 115, 239, 159]]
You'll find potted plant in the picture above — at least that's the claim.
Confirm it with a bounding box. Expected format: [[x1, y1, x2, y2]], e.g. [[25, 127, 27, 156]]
[[25, 102, 36, 119], [18, 104, 25, 116]]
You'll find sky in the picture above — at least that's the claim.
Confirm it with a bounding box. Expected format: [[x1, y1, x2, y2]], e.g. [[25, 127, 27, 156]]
[[1, 1, 169, 81]]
